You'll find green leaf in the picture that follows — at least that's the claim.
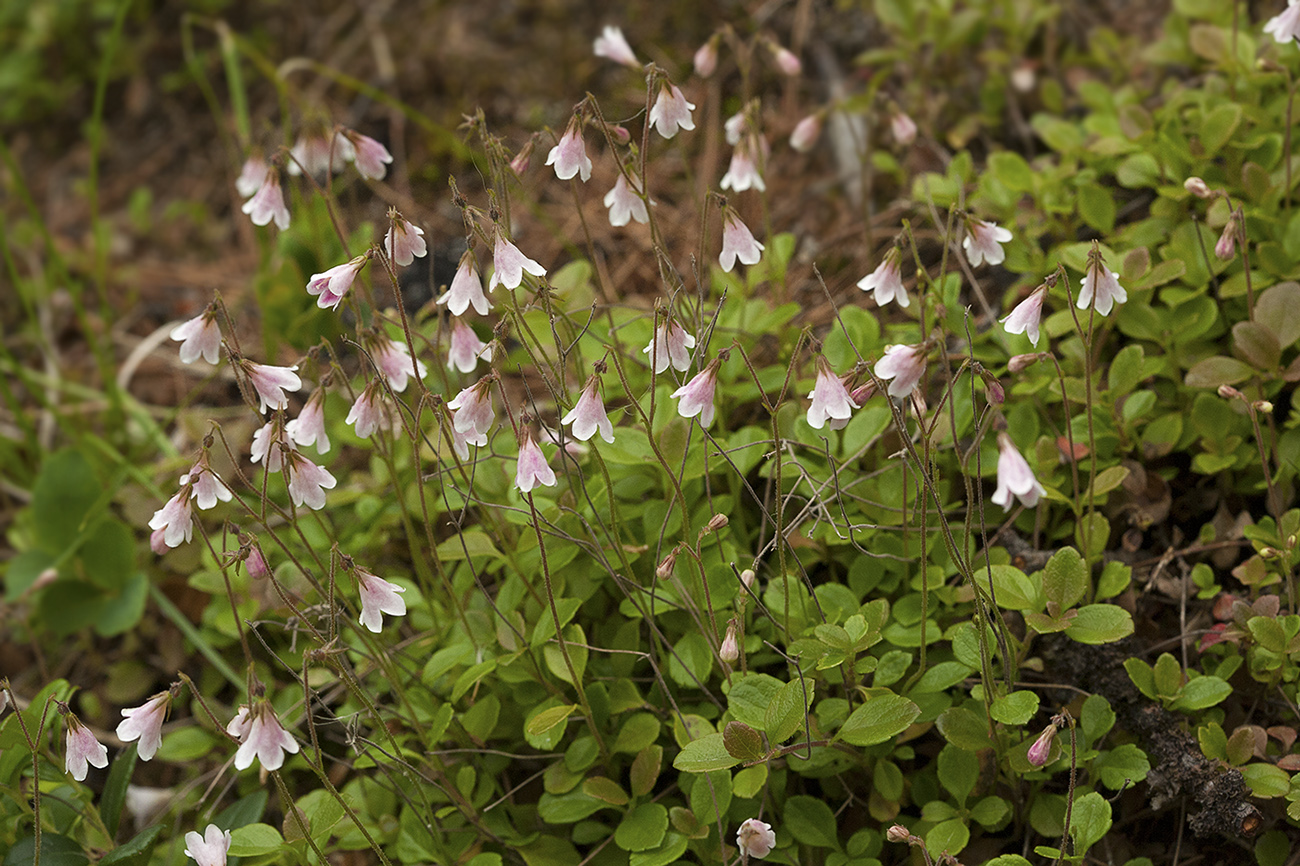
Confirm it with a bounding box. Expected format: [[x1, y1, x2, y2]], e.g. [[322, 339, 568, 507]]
[[1080, 695, 1116, 744], [1087, 466, 1130, 502], [1069, 792, 1111, 853], [1065, 604, 1134, 644], [785, 795, 840, 849], [629, 832, 688, 866], [228, 823, 284, 857], [526, 704, 577, 737], [1256, 281, 1300, 347], [213, 789, 269, 832], [79, 518, 135, 591], [99, 826, 163, 866], [94, 571, 149, 637], [970, 796, 1011, 829], [1043, 548, 1087, 611], [837, 694, 920, 747], [1169, 676, 1232, 711], [925, 818, 970, 859], [1243, 763, 1292, 798], [1094, 743, 1150, 789], [990, 151, 1035, 192], [938, 744, 980, 805], [1233, 322, 1281, 371], [909, 661, 973, 695], [630, 745, 662, 796], [726, 674, 783, 729], [101, 743, 138, 838], [31, 449, 100, 552], [990, 691, 1040, 725], [1123, 658, 1158, 700], [1078, 184, 1116, 233], [764, 677, 813, 744], [975, 564, 1042, 612], [4, 834, 88, 866], [1107, 344, 1145, 396], [1185, 355, 1254, 388], [672, 733, 740, 772], [615, 804, 669, 852], [614, 713, 660, 754], [1198, 722, 1228, 760], [936, 706, 993, 751], [435, 530, 504, 563], [1096, 562, 1131, 600], [583, 776, 630, 806], [538, 790, 607, 824], [1153, 652, 1183, 698]]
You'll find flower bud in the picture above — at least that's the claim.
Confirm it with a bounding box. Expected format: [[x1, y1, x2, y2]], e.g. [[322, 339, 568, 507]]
[[1215, 218, 1238, 260], [694, 35, 719, 78], [890, 111, 917, 145], [1011, 61, 1036, 93], [740, 568, 756, 589], [982, 373, 1005, 405], [150, 528, 169, 556], [1218, 384, 1245, 401], [704, 513, 730, 535], [770, 42, 801, 76], [789, 113, 823, 152], [1255, 400, 1274, 414], [509, 138, 535, 175], [1027, 724, 1056, 767], [1008, 353, 1041, 374], [885, 824, 912, 843], [607, 124, 631, 146], [1184, 176, 1212, 199], [245, 546, 270, 580], [849, 380, 877, 404], [656, 549, 678, 580], [719, 622, 740, 664]]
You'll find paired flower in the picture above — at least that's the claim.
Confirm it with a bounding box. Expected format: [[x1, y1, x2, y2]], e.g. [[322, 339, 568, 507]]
[[287, 388, 330, 454], [342, 129, 393, 181], [170, 310, 222, 364], [489, 232, 547, 291], [789, 113, 823, 153], [241, 170, 289, 230], [440, 252, 492, 315], [719, 208, 765, 272], [306, 254, 368, 311], [962, 218, 1013, 267], [546, 116, 593, 182], [227, 700, 299, 772], [288, 132, 351, 177], [736, 818, 776, 859], [642, 319, 696, 374], [285, 451, 338, 511], [874, 343, 928, 399], [184, 825, 232, 866], [356, 569, 407, 633], [593, 25, 639, 68], [448, 377, 496, 442], [370, 336, 427, 393], [857, 247, 909, 308], [1265, 1, 1300, 44], [515, 426, 558, 493], [385, 210, 427, 267], [991, 432, 1045, 510], [562, 375, 615, 443], [1076, 243, 1127, 316], [721, 136, 766, 193], [117, 690, 172, 761], [1001, 284, 1048, 346], [149, 486, 193, 549], [604, 174, 650, 227], [649, 82, 696, 139], [806, 358, 859, 430], [447, 319, 493, 374], [187, 457, 232, 510], [890, 111, 918, 146], [345, 383, 388, 439], [235, 154, 268, 198], [672, 359, 721, 428], [241, 360, 302, 414], [64, 710, 109, 781]]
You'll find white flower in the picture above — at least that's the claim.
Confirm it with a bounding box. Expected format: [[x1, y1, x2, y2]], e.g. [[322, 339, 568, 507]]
[[448, 378, 495, 441], [242, 361, 302, 414], [241, 171, 289, 230], [439, 252, 492, 316], [991, 432, 1045, 509], [236, 155, 267, 198], [251, 418, 292, 472], [737, 818, 776, 859], [148, 488, 193, 549], [806, 360, 859, 430], [116, 692, 171, 761], [370, 337, 427, 393], [345, 384, 387, 439], [385, 211, 427, 268], [343, 129, 393, 181], [515, 428, 558, 493], [604, 174, 650, 227], [447, 319, 493, 373], [874, 343, 928, 400], [184, 824, 232, 866], [562, 376, 615, 443], [857, 249, 908, 308], [593, 25, 640, 68], [545, 119, 593, 182], [725, 111, 747, 146], [64, 715, 109, 781], [288, 133, 351, 176], [672, 361, 720, 428], [1077, 251, 1127, 316], [306, 255, 367, 311], [694, 37, 719, 78], [356, 569, 407, 633], [890, 111, 918, 145], [285, 452, 337, 511], [719, 209, 764, 272], [721, 138, 766, 193], [489, 233, 547, 291], [649, 83, 696, 139], [1002, 285, 1048, 346], [187, 460, 232, 510], [229, 701, 299, 772], [962, 219, 1013, 268], [1266, 1, 1300, 44], [643, 320, 696, 374], [170, 313, 222, 364], [286, 388, 330, 454]]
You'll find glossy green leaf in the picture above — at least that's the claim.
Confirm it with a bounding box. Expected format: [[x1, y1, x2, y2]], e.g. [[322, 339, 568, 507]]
[[837, 694, 920, 747]]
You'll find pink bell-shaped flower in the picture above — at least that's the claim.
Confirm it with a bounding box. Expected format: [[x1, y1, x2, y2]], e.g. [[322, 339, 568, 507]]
[[719, 208, 764, 272], [241, 169, 289, 230], [857, 247, 909, 308], [489, 232, 547, 291], [546, 116, 593, 182], [284, 451, 337, 511], [672, 359, 721, 428], [370, 336, 427, 393], [604, 174, 650, 227], [116, 690, 172, 761], [962, 218, 1013, 268], [991, 432, 1045, 510], [447, 319, 493, 374], [562, 375, 615, 443], [1076, 244, 1127, 316], [440, 251, 492, 315], [170, 310, 222, 364], [721, 136, 766, 193], [874, 343, 928, 400], [593, 25, 639, 68], [345, 382, 388, 439], [515, 426, 558, 493], [736, 818, 776, 859], [63, 711, 109, 781], [184, 825, 232, 866], [806, 358, 859, 430], [228, 700, 300, 772], [385, 209, 427, 267], [1266, 1, 1300, 43], [287, 388, 330, 454], [643, 319, 696, 374], [1001, 284, 1049, 346], [356, 568, 407, 633], [241, 360, 302, 414], [149, 486, 193, 549], [306, 255, 368, 311], [448, 376, 496, 441], [342, 129, 393, 180], [649, 82, 696, 139]]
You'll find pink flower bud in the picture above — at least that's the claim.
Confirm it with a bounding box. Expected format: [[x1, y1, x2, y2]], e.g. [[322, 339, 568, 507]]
[[789, 113, 823, 153], [694, 36, 719, 78], [1008, 353, 1041, 373], [1215, 219, 1237, 260], [719, 623, 740, 664], [885, 825, 912, 844], [656, 549, 677, 580], [704, 513, 730, 534], [1027, 724, 1056, 767], [890, 111, 917, 145], [1184, 176, 1212, 198], [245, 545, 270, 580], [772, 45, 801, 77]]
